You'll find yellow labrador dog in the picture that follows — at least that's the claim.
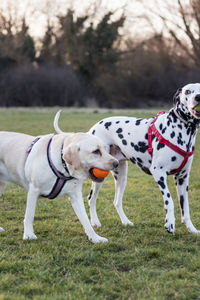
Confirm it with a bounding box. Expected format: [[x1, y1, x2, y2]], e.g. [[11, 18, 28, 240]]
[[0, 129, 118, 243]]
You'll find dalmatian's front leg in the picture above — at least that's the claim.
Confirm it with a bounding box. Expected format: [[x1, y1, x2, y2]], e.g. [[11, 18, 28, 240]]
[[112, 161, 133, 226], [88, 181, 104, 227], [174, 172, 200, 234], [151, 171, 175, 234]]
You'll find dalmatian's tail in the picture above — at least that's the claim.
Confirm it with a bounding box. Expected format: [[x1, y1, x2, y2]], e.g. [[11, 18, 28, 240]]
[[54, 110, 64, 134]]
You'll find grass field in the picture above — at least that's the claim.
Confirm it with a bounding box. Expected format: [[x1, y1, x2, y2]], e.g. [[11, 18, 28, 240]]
[[1, 108, 200, 300]]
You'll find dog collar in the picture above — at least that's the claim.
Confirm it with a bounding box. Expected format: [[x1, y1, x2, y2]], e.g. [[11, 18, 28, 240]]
[[173, 108, 188, 125], [173, 107, 200, 129]]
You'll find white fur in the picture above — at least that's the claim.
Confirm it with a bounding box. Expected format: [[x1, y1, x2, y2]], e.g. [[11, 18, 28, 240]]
[[0, 129, 118, 243], [54, 83, 200, 237]]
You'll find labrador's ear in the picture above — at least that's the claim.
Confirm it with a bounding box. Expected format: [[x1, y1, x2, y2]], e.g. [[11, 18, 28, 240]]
[[173, 88, 182, 105], [63, 143, 81, 171]]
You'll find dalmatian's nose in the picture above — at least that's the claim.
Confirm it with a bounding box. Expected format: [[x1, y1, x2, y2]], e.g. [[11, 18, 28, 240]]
[[195, 94, 200, 102]]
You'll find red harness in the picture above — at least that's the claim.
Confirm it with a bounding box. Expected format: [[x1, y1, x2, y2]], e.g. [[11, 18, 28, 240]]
[[148, 112, 195, 174]]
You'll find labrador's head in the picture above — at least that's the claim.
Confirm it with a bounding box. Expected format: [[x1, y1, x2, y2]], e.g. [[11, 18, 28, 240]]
[[63, 133, 118, 181]]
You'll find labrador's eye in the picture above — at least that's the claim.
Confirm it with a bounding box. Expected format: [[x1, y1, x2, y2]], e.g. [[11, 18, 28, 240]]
[[93, 149, 101, 155], [185, 90, 191, 95]]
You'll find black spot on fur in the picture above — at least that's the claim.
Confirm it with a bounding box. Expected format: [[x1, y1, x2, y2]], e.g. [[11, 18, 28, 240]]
[[130, 141, 148, 153], [141, 166, 151, 175], [186, 128, 191, 135], [125, 120, 130, 123], [116, 121, 120, 124], [178, 178, 184, 185], [165, 200, 169, 205], [88, 189, 93, 200], [177, 132, 184, 146], [137, 157, 143, 163], [92, 130, 95, 135], [118, 134, 123, 139], [130, 142, 139, 152], [171, 156, 176, 161], [104, 122, 112, 130], [158, 177, 166, 189], [135, 119, 142, 126], [130, 157, 136, 164], [171, 113, 178, 123], [122, 139, 127, 145], [157, 143, 165, 151], [116, 128, 123, 133], [180, 195, 184, 216], [170, 131, 175, 139], [138, 142, 148, 153]]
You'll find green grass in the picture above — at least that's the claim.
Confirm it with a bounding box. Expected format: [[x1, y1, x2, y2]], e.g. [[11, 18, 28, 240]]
[[1, 108, 200, 299]]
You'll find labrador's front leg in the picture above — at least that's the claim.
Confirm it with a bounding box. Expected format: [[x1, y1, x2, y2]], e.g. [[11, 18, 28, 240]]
[[69, 182, 108, 243], [23, 184, 39, 240]]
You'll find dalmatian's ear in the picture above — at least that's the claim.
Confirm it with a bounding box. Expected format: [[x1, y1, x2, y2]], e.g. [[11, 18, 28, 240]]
[[173, 88, 182, 105]]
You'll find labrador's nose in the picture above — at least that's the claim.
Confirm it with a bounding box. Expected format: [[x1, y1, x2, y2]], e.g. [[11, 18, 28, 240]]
[[113, 160, 119, 169], [195, 94, 200, 102]]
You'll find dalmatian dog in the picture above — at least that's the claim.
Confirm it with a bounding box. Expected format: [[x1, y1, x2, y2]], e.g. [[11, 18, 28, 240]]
[[54, 83, 200, 236]]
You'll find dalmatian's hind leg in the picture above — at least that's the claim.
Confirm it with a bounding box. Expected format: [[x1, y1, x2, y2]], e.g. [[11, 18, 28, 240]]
[[111, 160, 133, 226]]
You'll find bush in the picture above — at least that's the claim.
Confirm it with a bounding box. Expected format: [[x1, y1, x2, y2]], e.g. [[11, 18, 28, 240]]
[[0, 64, 86, 107]]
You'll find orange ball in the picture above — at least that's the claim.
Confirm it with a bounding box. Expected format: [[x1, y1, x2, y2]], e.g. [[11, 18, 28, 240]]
[[92, 168, 109, 178]]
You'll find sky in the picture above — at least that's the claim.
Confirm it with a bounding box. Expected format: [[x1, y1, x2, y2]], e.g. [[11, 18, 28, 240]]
[[0, 0, 189, 42]]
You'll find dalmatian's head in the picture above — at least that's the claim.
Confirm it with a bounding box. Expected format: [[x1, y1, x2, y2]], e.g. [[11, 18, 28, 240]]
[[174, 83, 200, 119]]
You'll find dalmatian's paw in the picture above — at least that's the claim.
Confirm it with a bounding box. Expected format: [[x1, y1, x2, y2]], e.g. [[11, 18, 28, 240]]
[[23, 232, 37, 240], [184, 219, 200, 235], [164, 216, 175, 235], [122, 219, 134, 226], [89, 234, 108, 244]]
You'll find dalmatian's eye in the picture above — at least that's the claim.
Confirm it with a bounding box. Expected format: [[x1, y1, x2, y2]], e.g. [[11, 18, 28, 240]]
[[185, 90, 191, 95]]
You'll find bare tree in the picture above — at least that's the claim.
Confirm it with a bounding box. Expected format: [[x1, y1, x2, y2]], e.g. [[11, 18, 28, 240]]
[[139, 0, 200, 66], [0, 6, 35, 64]]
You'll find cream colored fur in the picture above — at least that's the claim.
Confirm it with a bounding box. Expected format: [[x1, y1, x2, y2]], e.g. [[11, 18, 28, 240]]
[[0, 131, 118, 243]]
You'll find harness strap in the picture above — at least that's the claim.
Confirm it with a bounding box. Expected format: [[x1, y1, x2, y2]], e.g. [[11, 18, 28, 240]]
[[44, 137, 74, 199], [148, 112, 195, 175], [26, 137, 41, 154], [26, 136, 74, 200]]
